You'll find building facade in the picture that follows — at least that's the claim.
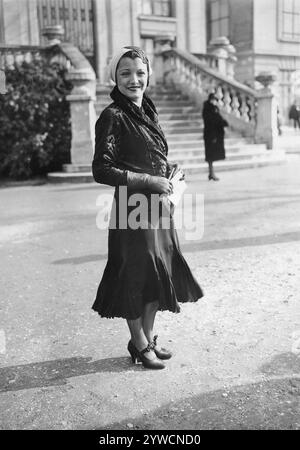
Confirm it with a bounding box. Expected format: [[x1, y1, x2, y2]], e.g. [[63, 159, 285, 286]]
[[0, 0, 206, 83], [206, 0, 300, 121], [1, 0, 300, 121]]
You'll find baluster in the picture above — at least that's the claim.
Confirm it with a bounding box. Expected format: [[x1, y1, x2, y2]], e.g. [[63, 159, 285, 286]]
[[231, 91, 241, 117], [247, 97, 256, 123], [240, 95, 249, 122], [195, 70, 203, 91], [223, 89, 232, 113], [216, 85, 224, 108], [24, 51, 32, 64], [6, 52, 15, 70]]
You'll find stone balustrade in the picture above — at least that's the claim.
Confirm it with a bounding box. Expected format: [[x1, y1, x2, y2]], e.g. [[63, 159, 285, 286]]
[[0, 44, 43, 69], [162, 48, 278, 148]]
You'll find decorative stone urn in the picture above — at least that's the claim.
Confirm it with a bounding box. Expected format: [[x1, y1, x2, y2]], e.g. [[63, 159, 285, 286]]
[[42, 25, 65, 46], [255, 71, 277, 89]]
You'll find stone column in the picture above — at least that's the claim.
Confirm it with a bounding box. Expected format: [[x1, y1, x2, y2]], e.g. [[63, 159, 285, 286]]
[[208, 37, 229, 76], [43, 25, 97, 169], [93, 0, 109, 84], [153, 36, 174, 85], [255, 72, 278, 149]]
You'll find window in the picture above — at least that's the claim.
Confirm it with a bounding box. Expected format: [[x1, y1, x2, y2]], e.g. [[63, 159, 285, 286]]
[[278, 0, 300, 41], [208, 0, 229, 40], [140, 0, 173, 17]]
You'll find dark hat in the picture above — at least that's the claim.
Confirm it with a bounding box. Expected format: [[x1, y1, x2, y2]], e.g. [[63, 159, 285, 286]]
[[208, 93, 217, 101]]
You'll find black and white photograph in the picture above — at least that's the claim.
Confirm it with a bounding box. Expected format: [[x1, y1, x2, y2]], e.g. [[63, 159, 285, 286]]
[[0, 0, 300, 434]]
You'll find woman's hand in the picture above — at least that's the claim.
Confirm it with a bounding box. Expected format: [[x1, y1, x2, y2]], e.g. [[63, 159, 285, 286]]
[[147, 176, 173, 195]]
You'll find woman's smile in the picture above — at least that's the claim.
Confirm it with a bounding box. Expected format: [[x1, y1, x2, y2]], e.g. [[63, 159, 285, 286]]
[[116, 57, 148, 106]]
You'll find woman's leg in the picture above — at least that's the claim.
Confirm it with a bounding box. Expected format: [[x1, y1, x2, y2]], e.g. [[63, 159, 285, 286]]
[[142, 301, 159, 344], [208, 161, 219, 180], [127, 317, 156, 360]]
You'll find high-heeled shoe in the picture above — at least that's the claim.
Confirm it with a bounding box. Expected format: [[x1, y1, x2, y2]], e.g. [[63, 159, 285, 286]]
[[208, 174, 219, 181], [150, 335, 172, 360], [127, 340, 165, 370]]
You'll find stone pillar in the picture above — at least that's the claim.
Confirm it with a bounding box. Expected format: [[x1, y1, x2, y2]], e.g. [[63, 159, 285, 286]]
[[65, 67, 97, 168], [208, 37, 237, 79], [93, 0, 109, 84], [43, 25, 97, 169], [255, 72, 278, 149], [65, 90, 96, 166], [208, 37, 229, 76], [153, 36, 174, 85], [226, 44, 237, 79]]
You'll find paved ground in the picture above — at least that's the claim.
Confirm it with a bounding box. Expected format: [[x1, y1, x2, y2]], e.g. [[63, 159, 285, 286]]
[[0, 152, 300, 430]]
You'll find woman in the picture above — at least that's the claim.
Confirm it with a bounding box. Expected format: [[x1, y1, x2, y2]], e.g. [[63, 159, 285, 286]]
[[202, 93, 228, 181], [288, 102, 300, 130], [92, 46, 203, 370]]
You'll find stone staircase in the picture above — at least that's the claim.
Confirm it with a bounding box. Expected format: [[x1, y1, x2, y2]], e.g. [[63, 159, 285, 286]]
[[47, 84, 286, 183]]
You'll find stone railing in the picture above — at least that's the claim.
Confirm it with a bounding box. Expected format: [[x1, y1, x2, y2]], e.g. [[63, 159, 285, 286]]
[[0, 44, 43, 69], [0, 25, 97, 169], [192, 53, 219, 70], [161, 48, 278, 149]]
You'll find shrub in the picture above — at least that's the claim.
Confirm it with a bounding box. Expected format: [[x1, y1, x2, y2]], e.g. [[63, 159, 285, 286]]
[[0, 59, 72, 179]]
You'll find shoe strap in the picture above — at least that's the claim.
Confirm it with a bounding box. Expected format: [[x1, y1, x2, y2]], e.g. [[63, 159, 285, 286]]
[[149, 334, 158, 350], [140, 343, 152, 355]]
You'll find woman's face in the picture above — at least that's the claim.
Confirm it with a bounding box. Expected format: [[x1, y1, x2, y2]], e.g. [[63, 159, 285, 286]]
[[116, 57, 148, 106]]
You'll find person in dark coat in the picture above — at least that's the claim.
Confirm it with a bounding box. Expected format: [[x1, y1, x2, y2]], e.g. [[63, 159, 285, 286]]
[[202, 93, 228, 181], [288, 102, 300, 129], [92, 46, 203, 370]]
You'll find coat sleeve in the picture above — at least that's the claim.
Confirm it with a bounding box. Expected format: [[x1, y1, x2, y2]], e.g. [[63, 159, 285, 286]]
[[92, 108, 128, 187]]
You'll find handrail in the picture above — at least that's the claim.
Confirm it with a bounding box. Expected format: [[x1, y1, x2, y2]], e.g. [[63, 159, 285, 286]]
[[163, 48, 257, 98], [161, 47, 261, 135]]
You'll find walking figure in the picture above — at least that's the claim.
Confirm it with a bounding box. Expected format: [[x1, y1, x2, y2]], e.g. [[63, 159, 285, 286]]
[[288, 102, 300, 130], [202, 93, 228, 181]]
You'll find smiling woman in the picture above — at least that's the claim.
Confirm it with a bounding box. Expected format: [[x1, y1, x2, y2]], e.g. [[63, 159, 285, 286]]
[[91, 46, 203, 371], [116, 57, 148, 107]]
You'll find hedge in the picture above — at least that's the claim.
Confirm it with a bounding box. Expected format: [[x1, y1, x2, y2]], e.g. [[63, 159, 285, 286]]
[[0, 59, 72, 179]]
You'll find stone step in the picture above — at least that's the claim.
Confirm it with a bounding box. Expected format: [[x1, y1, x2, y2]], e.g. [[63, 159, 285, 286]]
[[47, 150, 286, 183], [159, 112, 202, 121], [165, 132, 203, 141], [168, 144, 267, 157], [48, 171, 95, 183], [156, 106, 199, 114], [181, 150, 286, 175], [152, 100, 193, 107], [163, 127, 203, 135], [159, 120, 202, 128], [148, 94, 189, 101], [168, 148, 272, 165]]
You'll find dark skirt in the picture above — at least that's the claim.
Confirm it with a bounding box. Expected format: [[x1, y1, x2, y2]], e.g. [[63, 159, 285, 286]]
[[92, 198, 203, 319], [204, 135, 226, 162]]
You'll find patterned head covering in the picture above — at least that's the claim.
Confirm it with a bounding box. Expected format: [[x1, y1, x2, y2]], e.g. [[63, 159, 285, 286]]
[[109, 46, 153, 84]]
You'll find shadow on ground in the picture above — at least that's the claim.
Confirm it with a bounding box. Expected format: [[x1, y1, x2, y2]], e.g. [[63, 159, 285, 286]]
[[52, 231, 300, 265], [93, 352, 300, 430], [98, 375, 300, 430], [0, 356, 141, 392]]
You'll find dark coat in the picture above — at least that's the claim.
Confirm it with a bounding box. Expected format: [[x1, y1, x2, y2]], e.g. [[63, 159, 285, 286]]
[[92, 86, 170, 187], [289, 104, 300, 120], [202, 100, 228, 162]]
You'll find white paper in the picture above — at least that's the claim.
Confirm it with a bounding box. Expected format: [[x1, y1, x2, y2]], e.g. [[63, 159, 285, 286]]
[[168, 171, 187, 206]]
